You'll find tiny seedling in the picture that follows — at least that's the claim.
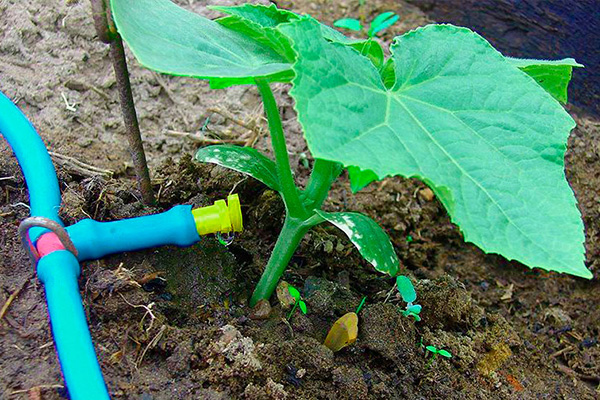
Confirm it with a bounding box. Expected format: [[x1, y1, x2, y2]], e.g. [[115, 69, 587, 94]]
[[425, 345, 452, 367], [334, 11, 399, 38], [287, 285, 307, 320], [111, 0, 590, 308], [396, 276, 422, 321]]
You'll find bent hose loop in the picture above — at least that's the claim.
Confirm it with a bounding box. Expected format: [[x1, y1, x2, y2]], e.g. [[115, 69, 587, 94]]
[[19, 217, 78, 268]]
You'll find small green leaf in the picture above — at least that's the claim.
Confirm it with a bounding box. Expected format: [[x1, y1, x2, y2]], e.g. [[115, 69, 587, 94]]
[[195, 145, 280, 192], [438, 349, 452, 358], [347, 166, 379, 193], [425, 345, 437, 353], [380, 58, 396, 89], [371, 12, 396, 30], [406, 304, 422, 314], [316, 210, 399, 276], [299, 300, 307, 314], [508, 57, 583, 104], [369, 12, 399, 37], [334, 18, 363, 32], [349, 40, 385, 70], [396, 276, 417, 303], [369, 14, 399, 37], [110, 0, 293, 88], [412, 314, 421, 322], [288, 285, 301, 300]]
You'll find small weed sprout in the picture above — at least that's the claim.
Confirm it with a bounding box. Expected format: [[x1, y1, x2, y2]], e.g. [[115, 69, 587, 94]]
[[424, 344, 452, 367], [334, 0, 399, 38], [287, 285, 307, 320], [396, 276, 422, 321]]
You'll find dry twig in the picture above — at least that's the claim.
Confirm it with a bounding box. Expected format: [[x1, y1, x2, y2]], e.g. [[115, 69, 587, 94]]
[[10, 384, 63, 396], [136, 324, 167, 367], [49, 151, 113, 178], [0, 273, 35, 321]]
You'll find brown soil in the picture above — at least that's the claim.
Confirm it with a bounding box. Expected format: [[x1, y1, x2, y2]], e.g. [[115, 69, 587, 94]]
[[1, 0, 599, 399]]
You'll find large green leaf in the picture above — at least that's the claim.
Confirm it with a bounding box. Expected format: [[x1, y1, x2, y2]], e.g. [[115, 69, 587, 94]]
[[508, 58, 583, 104], [110, 0, 292, 88], [316, 210, 399, 276], [213, 4, 384, 69], [282, 19, 589, 278], [195, 145, 280, 191]]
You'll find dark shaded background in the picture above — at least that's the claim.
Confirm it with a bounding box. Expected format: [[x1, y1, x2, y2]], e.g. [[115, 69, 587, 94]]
[[407, 0, 599, 116]]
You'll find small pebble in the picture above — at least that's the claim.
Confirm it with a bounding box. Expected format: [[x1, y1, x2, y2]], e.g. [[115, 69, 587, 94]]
[[276, 281, 296, 310], [418, 188, 435, 201], [249, 299, 271, 320]]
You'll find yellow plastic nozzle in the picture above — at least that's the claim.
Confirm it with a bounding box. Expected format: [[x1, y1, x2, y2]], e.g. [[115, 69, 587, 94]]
[[192, 194, 243, 236], [227, 194, 243, 232]]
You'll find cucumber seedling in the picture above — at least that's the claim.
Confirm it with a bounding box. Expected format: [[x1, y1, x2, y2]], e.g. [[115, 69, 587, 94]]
[[396, 276, 422, 321], [110, 0, 590, 307], [287, 285, 307, 320]]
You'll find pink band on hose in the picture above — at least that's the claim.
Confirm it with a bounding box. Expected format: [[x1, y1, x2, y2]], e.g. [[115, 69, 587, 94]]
[[36, 232, 66, 257]]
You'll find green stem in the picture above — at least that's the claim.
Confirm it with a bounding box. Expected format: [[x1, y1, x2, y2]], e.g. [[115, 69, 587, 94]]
[[250, 217, 310, 306], [303, 159, 343, 210], [256, 79, 307, 219], [287, 301, 298, 320]]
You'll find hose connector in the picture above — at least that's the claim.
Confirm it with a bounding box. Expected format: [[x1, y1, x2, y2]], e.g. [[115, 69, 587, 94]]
[[192, 194, 243, 236]]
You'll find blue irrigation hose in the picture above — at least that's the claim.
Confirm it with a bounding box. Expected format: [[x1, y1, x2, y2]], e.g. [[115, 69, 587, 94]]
[[0, 92, 62, 229], [67, 205, 200, 261], [37, 251, 110, 400], [0, 91, 111, 400]]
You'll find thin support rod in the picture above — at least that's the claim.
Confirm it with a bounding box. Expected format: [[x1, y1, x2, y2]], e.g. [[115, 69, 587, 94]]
[[91, 0, 155, 205], [109, 36, 155, 205]]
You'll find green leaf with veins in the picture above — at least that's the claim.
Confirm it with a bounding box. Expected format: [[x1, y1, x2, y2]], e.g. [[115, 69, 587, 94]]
[[110, 0, 292, 88], [316, 210, 399, 276], [211, 3, 299, 61], [195, 145, 280, 192], [282, 19, 589, 278], [213, 3, 384, 69], [508, 58, 583, 104]]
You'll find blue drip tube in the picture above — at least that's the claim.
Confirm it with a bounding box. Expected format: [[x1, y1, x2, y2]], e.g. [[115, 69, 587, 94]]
[[0, 92, 110, 400], [1, 91, 209, 399]]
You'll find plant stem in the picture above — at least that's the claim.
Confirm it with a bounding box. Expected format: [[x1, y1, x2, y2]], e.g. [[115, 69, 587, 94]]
[[287, 301, 298, 320], [303, 159, 342, 210], [255, 79, 306, 219], [250, 217, 309, 306]]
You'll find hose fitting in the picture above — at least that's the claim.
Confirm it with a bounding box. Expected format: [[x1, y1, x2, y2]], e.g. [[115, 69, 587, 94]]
[[192, 194, 243, 236]]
